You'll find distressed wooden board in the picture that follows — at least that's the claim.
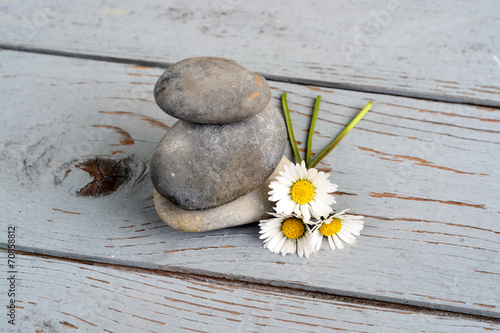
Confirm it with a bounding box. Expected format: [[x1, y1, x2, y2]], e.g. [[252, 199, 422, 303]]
[[0, 253, 497, 332], [1, 0, 499, 106], [0, 50, 499, 318]]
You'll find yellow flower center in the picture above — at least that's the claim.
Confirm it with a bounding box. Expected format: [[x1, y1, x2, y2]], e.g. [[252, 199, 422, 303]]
[[281, 217, 306, 239], [319, 218, 342, 236], [291, 180, 315, 205]]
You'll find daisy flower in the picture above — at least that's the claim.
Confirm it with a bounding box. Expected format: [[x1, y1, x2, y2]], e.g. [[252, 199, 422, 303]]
[[312, 209, 364, 251], [268, 161, 337, 222], [259, 212, 316, 258]]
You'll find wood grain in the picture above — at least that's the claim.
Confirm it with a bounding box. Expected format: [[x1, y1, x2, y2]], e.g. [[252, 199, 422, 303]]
[[0, 50, 499, 318], [0, 253, 497, 332], [1, 0, 499, 106]]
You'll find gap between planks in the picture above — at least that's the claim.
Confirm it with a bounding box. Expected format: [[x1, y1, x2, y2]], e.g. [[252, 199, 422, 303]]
[[7, 248, 500, 325], [1, 43, 499, 109]]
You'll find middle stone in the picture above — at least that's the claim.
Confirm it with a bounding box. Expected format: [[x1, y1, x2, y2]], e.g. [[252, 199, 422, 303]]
[[150, 103, 286, 211]]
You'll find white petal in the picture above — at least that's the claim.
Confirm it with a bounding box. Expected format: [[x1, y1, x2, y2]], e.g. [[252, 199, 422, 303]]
[[341, 224, 361, 236], [293, 203, 301, 216], [289, 163, 300, 180], [348, 223, 365, 232], [273, 235, 288, 254], [313, 201, 333, 218], [301, 205, 311, 222], [345, 219, 364, 229], [337, 209, 351, 215], [283, 163, 292, 177], [308, 200, 320, 218], [327, 236, 336, 250], [300, 236, 312, 258], [281, 171, 296, 183], [338, 230, 356, 245], [271, 183, 291, 194], [315, 192, 335, 205], [267, 232, 286, 251], [279, 239, 290, 254], [298, 161, 307, 179], [332, 234, 345, 249], [312, 231, 323, 251], [303, 241, 314, 258], [266, 211, 282, 218], [281, 198, 298, 215], [305, 167, 318, 181], [260, 228, 280, 239], [282, 239, 296, 255], [260, 224, 278, 233], [310, 172, 328, 184], [297, 239, 305, 258]]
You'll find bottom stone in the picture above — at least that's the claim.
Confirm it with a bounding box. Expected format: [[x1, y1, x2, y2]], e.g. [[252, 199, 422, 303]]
[[154, 156, 290, 232]]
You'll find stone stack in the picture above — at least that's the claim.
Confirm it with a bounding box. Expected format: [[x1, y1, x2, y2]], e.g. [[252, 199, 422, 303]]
[[150, 57, 287, 232]]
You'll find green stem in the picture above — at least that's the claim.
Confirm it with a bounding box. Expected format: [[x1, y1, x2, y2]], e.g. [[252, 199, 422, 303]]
[[282, 93, 302, 164], [306, 96, 321, 167], [309, 101, 373, 169]]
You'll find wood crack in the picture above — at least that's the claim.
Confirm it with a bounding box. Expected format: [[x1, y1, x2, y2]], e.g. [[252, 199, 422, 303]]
[[6, 249, 500, 323], [358, 146, 485, 176], [1, 43, 500, 108], [369, 192, 486, 209]]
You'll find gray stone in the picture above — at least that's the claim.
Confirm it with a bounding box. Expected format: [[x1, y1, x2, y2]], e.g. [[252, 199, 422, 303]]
[[154, 156, 290, 232], [154, 57, 271, 124], [150, 103, 286, 211]]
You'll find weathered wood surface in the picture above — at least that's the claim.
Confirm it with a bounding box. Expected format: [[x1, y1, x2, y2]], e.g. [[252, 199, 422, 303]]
[[1, 0, 499, 106], [1, 50, 499, 322], [1, 254, 497, 332]]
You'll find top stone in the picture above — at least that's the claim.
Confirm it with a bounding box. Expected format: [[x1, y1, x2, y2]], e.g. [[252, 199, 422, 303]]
[[154, 57, 271, 124]]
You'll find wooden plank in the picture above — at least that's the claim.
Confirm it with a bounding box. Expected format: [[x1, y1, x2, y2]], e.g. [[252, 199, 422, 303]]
[[0, 49, 499, 318], [1, 0, 499, 106], [0, 253, 497, 332]]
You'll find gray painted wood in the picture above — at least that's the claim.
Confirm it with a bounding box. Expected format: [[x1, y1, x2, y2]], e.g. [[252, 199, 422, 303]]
[[0, 254, 497, 332], [0, 50, 499, 319], [1, 0, 499, 106]]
